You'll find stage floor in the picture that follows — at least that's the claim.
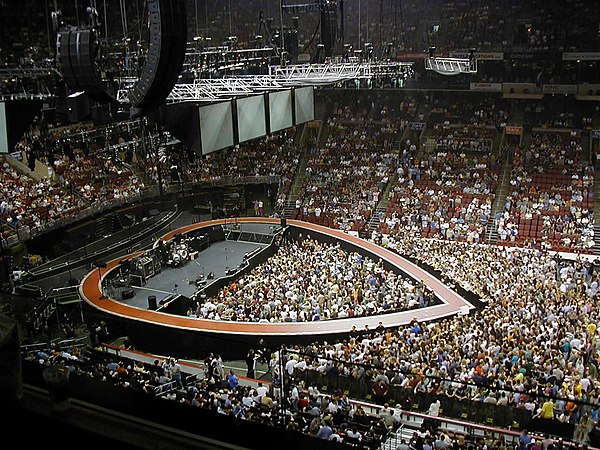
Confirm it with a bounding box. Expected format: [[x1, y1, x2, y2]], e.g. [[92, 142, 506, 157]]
[[109, 240, 268, 309]]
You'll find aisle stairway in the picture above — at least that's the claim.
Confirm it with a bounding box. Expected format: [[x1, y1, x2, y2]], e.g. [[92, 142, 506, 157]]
[[94, 214, 113, 240], [367, 174, 398, 234], [282, 148, 310, 218], [485, 155, 513, 244], [593, 160, 600, 255]]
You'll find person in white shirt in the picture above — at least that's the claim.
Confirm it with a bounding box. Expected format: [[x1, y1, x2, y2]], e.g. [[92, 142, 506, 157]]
[[256, 382, 269, 398], [428, 399, 441, 417]]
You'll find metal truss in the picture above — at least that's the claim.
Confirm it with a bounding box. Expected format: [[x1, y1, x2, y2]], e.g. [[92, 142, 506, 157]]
[[425, 57, 477, 75], [269, 62, 414, 85], [182, 47, 276, 73], [115, 62, 414, 102], [117, 77, 286, 102], [282, 2, 325, 14], [0, 93, 54, 101], [0, 66, 58, 79], [0, 65, 58, 100]]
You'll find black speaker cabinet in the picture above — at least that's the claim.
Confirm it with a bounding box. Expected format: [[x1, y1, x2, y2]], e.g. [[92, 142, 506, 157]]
[[121, 289, 135, 300]]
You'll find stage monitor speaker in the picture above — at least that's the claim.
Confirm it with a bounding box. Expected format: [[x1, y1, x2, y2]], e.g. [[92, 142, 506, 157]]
[[280, 218, 287, 228], [94, 260, 108, 269], [148, 295, 158, 310], [121, 289, 135, 300]]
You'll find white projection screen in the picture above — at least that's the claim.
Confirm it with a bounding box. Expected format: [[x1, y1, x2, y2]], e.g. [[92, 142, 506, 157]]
[[269, 90, 293, 133], [294, 86, 315, 125], [199, 101, 234, 155], [0, 103, 7, 153], [236, 95, 266, 143]]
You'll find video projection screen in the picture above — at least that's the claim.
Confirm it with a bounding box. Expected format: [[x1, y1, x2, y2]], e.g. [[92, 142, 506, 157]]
[[236, 95, 266, 143], [0, 103, 7, 153], [269, 90, 293, 133], [199, 101, 234, 155], [294, 86, 314, 125]]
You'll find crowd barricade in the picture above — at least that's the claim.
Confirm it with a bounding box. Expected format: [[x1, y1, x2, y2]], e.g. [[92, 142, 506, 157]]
[[291, 367, 583, 440]]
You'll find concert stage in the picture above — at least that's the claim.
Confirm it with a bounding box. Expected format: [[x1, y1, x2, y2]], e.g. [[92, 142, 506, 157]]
[[80, 218, 475, 357]]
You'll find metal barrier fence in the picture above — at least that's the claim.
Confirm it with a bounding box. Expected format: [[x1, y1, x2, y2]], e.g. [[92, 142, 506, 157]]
[[289, 366, 578, 441]]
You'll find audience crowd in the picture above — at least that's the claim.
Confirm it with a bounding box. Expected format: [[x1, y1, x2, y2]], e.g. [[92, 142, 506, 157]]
[[381, 149, 498, 244], [519, 101, 598, 131], [4, 89, 596, 257], [293, 95, 407, 232], [3, 1, 600, 448], [499, 132, 595, 251], [23, 227, 600, 445], [277, 232, 600, 444], [0, 159, 84, 230], [428, 94, 509, 129], [181, 129, 299, 202], [190, 237, 433, 323], [24, 342, 405, 448], [0, 120, 149, 243]]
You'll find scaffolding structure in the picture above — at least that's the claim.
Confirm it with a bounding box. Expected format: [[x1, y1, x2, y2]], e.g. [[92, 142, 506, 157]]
[[116, 61, 414, 102], [269, 61, 414, 85], [425, 57, 477, 75]]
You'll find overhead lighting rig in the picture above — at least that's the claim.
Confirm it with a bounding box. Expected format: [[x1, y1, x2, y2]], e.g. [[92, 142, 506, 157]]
[[425, 47, 477, 75], [181, 46, 277, 78], [115, 57, 414, 103], [269, 60, 414, 86]]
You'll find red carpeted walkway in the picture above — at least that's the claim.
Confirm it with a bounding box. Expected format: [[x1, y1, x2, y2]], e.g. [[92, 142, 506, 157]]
[[80, 218, 475, 336]]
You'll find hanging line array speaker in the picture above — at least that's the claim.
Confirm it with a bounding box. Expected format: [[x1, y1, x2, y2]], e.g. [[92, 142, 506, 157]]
[[57, 0, 187, 118]]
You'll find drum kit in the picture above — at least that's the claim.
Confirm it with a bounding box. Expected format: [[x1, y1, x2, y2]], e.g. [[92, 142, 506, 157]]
[[170, 243, 189, 266]]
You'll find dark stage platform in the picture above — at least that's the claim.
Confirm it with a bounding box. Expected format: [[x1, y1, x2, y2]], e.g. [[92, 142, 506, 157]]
[[81, 218, 475, 340], [109, 240, 267, 309]]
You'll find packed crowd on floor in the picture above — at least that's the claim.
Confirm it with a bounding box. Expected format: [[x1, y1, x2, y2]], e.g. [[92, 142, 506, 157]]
[[21, 222, 600, 444], [273, 232, 600, 443], [190, 237, 433, 323]]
